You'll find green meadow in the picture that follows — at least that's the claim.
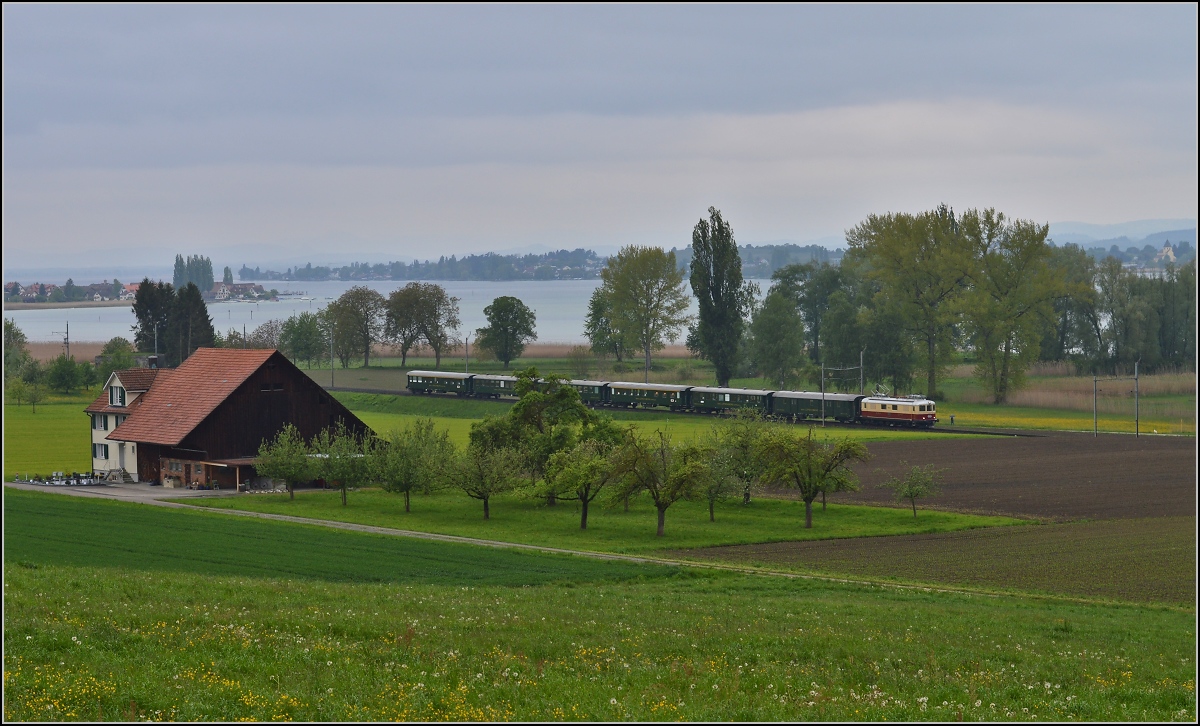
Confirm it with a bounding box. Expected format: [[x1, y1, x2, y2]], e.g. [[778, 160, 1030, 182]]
[[4, 489, 1195, 722], [4, 392, 94, 479], [183, 488, 1020, 557]]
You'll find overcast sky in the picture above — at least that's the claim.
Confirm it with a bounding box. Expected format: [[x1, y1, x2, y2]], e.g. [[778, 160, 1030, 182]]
[[3, 5, 1196, 270]]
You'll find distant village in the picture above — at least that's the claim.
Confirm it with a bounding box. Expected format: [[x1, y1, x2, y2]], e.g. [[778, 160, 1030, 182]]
[[5, 238, 1194, 304]]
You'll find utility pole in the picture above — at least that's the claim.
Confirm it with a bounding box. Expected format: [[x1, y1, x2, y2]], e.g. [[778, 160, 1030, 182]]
[[464, 333, 471, 373], [820, 361, 826, 427], [1134, 359, 1140, 438], [859, 349, 864, 395], [330, 321, 335, 389], [1093, 374, 1098, 437]]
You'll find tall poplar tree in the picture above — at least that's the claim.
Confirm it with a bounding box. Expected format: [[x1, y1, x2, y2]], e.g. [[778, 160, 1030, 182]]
[[689, 207, 753, 387]]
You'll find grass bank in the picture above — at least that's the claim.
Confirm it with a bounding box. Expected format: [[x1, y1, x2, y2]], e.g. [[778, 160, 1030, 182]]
[[4, 490, 1194, 722]]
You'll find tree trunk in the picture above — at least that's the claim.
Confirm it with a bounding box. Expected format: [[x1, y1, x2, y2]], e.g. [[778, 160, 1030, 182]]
[[483, 496, 490, 520], [821, 490, 826, 511], [743, 484, 751, 505], [546, 492, 557, 507], [364, 339, 370, 368], [289, 483, 294, 501], [341, 485, 347, 506], [805, 499, 813, 528], [709, 500, 715, 522], [911, 497, 918, 518], [644, 346, 652, 383], [404, 490, 410, 513], [623, 493, 630, 512], [656, 506, 666, 537], [580, 498, 589, 530]]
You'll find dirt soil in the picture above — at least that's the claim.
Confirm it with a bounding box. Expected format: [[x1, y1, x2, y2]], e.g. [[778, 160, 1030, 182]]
[[818, 431, 1197, 521], [671, 516, 1195, 604]]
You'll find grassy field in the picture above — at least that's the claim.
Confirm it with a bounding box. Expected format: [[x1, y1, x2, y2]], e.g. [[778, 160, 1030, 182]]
[[181, 488, 1022, 556], [673, 517, 1197, 605], [4, 490, 1195, 722], [3, 392, 95, 479]]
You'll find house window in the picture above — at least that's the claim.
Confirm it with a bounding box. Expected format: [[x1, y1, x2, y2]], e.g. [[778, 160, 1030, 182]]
[[92, 414, 108, 430], [109, 385, 126, 407], [92, 444, 109, 459]]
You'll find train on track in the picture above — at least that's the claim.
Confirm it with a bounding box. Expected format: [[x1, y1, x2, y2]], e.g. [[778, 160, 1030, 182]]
[[406, 370, 938, 428]]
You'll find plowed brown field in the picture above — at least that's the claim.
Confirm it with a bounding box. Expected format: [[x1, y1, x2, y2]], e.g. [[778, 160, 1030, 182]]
[[827, 431, 1196, 520], [688, 432, 1197, 603]]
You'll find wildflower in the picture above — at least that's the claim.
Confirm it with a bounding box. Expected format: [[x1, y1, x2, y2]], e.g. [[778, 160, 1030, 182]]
[[975, 700, 982, 707], [327, 661, 332, 666], [610, 699, 617, 705]]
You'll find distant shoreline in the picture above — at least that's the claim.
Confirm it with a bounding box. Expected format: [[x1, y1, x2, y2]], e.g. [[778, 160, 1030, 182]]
[[3, 300, 130, 311]]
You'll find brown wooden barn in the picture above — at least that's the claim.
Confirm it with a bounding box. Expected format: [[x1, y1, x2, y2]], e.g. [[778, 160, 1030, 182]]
[[93, 348, 371, 489]]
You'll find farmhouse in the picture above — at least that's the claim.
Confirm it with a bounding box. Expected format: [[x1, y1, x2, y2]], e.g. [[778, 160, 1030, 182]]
[[85, 348, 370, 488]]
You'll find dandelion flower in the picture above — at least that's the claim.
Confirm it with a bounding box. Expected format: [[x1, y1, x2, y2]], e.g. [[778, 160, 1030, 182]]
[[610, 699, 617, 705]]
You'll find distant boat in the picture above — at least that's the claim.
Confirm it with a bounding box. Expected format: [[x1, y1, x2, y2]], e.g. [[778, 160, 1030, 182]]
[[300, 296, 314, 301]]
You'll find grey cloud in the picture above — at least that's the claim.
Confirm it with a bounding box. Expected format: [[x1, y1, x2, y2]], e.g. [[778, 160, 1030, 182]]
[[4, 5, 1195, 133]]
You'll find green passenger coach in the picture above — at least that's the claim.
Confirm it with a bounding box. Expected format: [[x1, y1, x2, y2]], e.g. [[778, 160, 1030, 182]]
[[689, 387, 771, 413], [407, 370, 472, 395], [471, 374, 519, 398], [769, 391, 863, 422], [606, 382, 690, 409]]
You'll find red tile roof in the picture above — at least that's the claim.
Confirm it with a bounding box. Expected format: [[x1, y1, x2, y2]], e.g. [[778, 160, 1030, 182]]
[[113, 368, 162, 392], [107, 348, 276, 446], [83, 368, 172, 415]]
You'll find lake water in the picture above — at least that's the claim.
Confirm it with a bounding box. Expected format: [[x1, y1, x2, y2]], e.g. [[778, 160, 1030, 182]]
[[5, 279, 770, 344]]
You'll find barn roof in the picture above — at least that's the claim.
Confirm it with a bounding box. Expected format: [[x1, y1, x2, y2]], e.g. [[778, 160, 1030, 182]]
[[107, 348, 276, 446], [83, 368, 173, 414]]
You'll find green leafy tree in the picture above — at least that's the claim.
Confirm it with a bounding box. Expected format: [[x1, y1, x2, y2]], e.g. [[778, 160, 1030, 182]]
[[47, 354, 80, 393], [78, 361, 98, 390], [4, 318, 30, 381], [248, 320, 284, 350], [846, 205, 972, 398], [21, 359, 45, 413], [453, 443, 525, 520], [255, 423, 312, 500], [280, 312, 326, 367], [689, 207, 755, 387], [415, 284, 461, 369], [512, 369, 591, 492], [326, 286, 385, 367], [476, 296, 537, 369], [600, 246, 691, 382], [584, 286, 631, 362], [610, 430, 710, 537], [757, 428, 871, 528], [311, 421, 367, 506], [383, 283, 429, 366], [712, 409, 769, 505], [750, 289, 808, 388], [879, 462, 945, 519], [223, 266, 234, 285], [771, 262, 843, 364], [545, 422, 626, 529], [960, 209, 1064, 403], [6, 377, 28, 406], [373, 418, 455, 512], [131, 279, 174, 356]]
